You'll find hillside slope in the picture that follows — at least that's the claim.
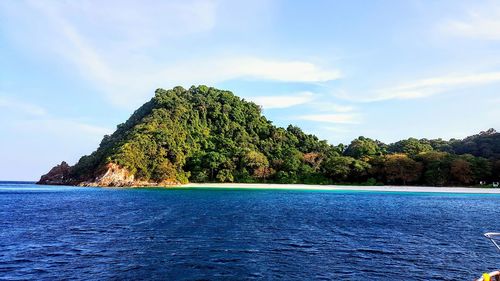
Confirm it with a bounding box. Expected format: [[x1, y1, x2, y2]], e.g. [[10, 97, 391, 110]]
[[38, 86, 500, 187], [38, 86, 337, 186]]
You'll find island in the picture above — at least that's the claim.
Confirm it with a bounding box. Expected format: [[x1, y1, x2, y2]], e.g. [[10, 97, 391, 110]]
[[38, 86, 500, 188]]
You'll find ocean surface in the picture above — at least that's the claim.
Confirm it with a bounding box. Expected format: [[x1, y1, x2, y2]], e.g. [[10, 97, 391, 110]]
[[1, 182, 499, 280]]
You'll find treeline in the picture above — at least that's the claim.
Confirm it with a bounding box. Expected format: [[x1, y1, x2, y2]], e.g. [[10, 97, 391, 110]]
[[332, 135, 499, 186], [69, 86, 500, 186]]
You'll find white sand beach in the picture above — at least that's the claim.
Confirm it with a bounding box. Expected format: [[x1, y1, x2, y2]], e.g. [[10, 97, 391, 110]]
[[182, 183, 500, 194]]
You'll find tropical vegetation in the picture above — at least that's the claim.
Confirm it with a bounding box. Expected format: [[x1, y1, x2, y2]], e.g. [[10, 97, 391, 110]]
[[68, 86, 500, 186]]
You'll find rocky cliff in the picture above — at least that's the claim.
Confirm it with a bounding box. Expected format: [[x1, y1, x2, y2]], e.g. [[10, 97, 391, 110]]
[[38, 162, 178, 187], [37, 161, 72, 185]]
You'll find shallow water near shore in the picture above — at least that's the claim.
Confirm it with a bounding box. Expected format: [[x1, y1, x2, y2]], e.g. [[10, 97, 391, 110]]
[[1, 182, 500, 280]]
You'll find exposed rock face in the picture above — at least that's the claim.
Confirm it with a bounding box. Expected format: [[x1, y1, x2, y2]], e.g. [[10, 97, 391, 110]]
[[38, 162, 179, 187], [79, 163, 136, 187], [37, 161, 72, 185]]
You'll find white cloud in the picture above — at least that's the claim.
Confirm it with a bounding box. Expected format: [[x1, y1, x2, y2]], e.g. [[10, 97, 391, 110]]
[[27, 0, 217, 48], [296, 113, 361, 124], [14, 119, 112, 138], [439, 7, 500, 40], [376, 72, 500, 101], [0, 96, 112, 139], [308, 101, 354, 113], [247, 92, 315, 109], [337, 72, 500, 102], [321, 126, 352, 133], [442, 19, 500, 40], [2, 0, 341, 109], [217, 57, 340, 82], [82, 55, 339, 108], [151, 57, 339, 92], [0, 96, 47, 116], [0, 95, 113, 180]]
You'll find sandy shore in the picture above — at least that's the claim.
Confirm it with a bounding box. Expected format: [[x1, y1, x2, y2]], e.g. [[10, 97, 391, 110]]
[[181, 183, 500, 194]]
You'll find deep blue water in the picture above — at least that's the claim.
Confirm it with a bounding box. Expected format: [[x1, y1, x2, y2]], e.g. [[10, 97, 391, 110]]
[[1, 183, 500, 280]]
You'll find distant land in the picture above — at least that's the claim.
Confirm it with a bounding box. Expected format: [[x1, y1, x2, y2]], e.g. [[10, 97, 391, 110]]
[[38, 86, 500, 187]]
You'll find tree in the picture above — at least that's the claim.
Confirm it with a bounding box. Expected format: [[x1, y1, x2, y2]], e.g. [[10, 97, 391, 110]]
[[281, 148, 303, 173], [429, 138, 454, 153], [469, 156, 492, 183], [204, 151, 226, 181], [492, 160, 500, 181], [243, 151, 269, 169], [303, 152, 323, 171], [253, 167, 275, 181], [321, 156, 354, 182], [423, 161, 450, 186], [450, 129, 500, 158], [243, 150, 273, 181], [388, 138, 433, 157], [152, 160, 176, 181], [416, 151, 450, 186], [416, 151, 449, 163], [450, 158, 473, 185], [350, 159, 371, 182], [216, 169, 234, 182], [368, 155, 386, 183], [53, 85, 500, 187], [384, 154, 423, 185], [344, 136, 385, 159]]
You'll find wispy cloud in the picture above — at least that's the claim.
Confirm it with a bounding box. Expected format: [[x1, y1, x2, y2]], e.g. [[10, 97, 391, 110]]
[[14, 118, 112, 138], [321, 126, 352, 133], [216, 57, 340, 82], [0, 96, 47, 116], [308, 101, 354, 113], [0, 96, 111, 138], [336, 71, 500, 102], [152, 58, 340, 98], [491, 97, 500, 103], [296, 113, 361, 124], [2, 0, 341, 109], [439, 6, 500, 40], [247, 92, 315, 109]]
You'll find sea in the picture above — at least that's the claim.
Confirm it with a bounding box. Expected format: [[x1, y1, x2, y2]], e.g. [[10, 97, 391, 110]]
[[1, 182, 499, 280]]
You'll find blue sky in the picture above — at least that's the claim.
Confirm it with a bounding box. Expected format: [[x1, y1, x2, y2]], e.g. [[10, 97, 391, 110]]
[[1, 0, 500, 180]]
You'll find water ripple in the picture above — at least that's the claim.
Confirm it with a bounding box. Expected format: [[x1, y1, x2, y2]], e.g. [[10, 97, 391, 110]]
[[1, 184, 500, 280]]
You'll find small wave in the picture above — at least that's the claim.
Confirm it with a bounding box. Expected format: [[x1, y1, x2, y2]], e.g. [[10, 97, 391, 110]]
[[355, 248, 395, 255], [211, 258, 241, 263]]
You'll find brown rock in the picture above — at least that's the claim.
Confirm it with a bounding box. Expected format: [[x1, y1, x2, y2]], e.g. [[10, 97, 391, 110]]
[[37, 161, 72, 185], [39, 161, 181, 187], [79, 163, 135, 187]]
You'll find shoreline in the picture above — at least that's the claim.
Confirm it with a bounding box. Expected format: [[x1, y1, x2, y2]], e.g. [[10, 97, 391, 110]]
[[181, 183, 500, 194]]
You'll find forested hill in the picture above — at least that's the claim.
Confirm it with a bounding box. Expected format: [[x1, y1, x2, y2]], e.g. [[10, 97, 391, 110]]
[[38, 86, 500, 187]]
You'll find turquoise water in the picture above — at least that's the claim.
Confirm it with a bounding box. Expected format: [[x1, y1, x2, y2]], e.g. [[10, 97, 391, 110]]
[[1, 182, 500, 280]]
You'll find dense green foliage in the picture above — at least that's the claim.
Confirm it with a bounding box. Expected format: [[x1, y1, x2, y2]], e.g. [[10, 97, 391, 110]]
[[70, 86, 500, 186]]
